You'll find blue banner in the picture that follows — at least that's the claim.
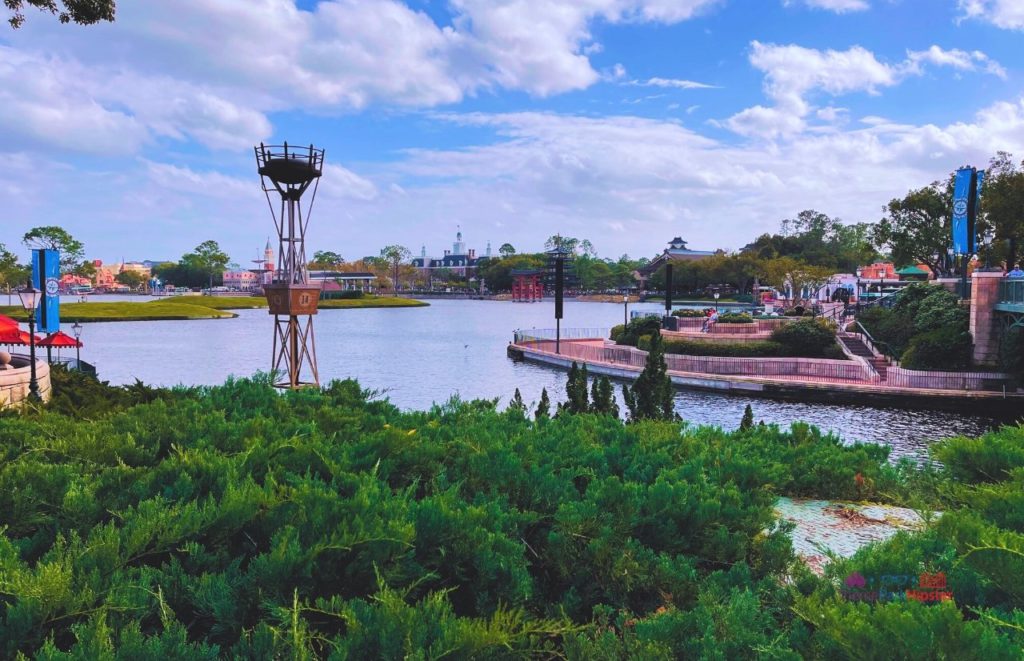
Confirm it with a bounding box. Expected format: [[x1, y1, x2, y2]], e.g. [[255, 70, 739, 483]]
[[31, 249, 60, 333], [951, 167, 975, 255]]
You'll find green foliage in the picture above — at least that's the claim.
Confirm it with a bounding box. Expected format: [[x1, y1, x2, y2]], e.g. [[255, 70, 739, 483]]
[[320, 289, 366, 300], [21, 225, 86, 274], [902, 326, 972, 370], [535, 387, 551, 420], [562, 362, 590, 414], [2, 377, 1022, 656], [717, 312, 754, 323], [589, 376, 619, 417], [508, 388, 526, 413], [740, 404, 754, 431], [672, 309, 706, 318], [5, 0, 115, 29], [611, 316, 663, 347], [42, 365, 176, 419], [771, 318, 838, 356], [622, 333, 677, 422], [859, 284, 972, 368], [932, 425, 1024, 484]]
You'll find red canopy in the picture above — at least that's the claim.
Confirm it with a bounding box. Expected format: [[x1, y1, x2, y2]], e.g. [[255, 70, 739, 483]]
[[38, 331, 82, 348], [0, 328, 42, 346], [0, 314, 19, 329]]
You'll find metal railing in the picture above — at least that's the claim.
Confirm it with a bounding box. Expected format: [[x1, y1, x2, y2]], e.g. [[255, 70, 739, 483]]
[[514, 335, 873, 383], [514, 328, 609, 344], [851, 321, 898, 363], [887, 366, 1012, 391], [999, 278, 1024, 306]]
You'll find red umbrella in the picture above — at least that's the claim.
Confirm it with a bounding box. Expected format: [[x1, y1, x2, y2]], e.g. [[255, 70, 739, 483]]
[[0, 314, 19, 329], [0, 328, 41, 346], [38, 331, 83, 348]]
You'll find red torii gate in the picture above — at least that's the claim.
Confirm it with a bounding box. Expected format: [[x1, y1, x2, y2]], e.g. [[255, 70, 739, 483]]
[[511, 269, 543, 302]]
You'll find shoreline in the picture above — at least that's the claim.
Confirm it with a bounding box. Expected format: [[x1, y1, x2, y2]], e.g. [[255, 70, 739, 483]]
[[508, 340, 1024, 416], [0, 296, 428, 323]]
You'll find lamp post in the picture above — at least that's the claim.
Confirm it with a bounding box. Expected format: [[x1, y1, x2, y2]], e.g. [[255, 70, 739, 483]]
[[18, 280, 41, 401], [623, 294, 629, 326], [713, 291, 720, 313], [72, 322, 82, 367]]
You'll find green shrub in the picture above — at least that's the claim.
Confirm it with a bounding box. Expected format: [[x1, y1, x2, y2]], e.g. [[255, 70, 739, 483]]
[[672, 308, 706, 318], [717, 312, 754, 323], [656, 338, 784, 357], [901, 326, 972, 370], [1, 377, 1023, 656], [932, 425, 1024, 483], [321, 289, 366, 300], [770, 318, 837, 357], [612, 316, 662, 346]]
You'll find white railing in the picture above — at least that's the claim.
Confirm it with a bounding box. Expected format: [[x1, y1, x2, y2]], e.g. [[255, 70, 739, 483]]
[[887, 367, 1013, 391]]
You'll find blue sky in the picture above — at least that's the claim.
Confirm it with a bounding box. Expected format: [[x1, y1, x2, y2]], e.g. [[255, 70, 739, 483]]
[[2, 0, 1023, 266]]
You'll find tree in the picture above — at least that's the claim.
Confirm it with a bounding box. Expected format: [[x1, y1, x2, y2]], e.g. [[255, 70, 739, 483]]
[[562, 362, 590, 414], [545, 235, 579, 254], [182, 240, 230, 288], [621, 333, 677, 422], [311, 251, 345, 269], [508, 388, 526, 413], [872, 183, 955, 277], [0, 243, 28, 303], [590, 376, 619, 417], [380, 245, 411, 294], [981, 152, 1024, 269], [6, 0, 114, 28], [22, 226, 85, 274], [498, 243, 516, 258], [740, 404, 754, 431], [115, 270, 147, 290], [535, 388, 551, 420]]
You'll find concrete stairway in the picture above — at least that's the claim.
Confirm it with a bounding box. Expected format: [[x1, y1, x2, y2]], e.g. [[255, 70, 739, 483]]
[[839, 334, 889, 381]]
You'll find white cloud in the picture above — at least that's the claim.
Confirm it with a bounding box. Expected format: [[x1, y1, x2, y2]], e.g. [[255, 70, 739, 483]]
[[8, 97, 1024, 263], [958, 0, 1024, 29], [905, 45, 1007, 79], [724, 41, 1007, 138], [630, 77, 718, 89], [2, 0, 726, 157], [783, 0, 870, 13]]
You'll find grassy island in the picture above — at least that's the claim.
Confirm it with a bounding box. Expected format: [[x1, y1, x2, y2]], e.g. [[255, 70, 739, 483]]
[[0, 295, 427, 323], [0, 369, 1021, 657], [0, 301, 238, 322]]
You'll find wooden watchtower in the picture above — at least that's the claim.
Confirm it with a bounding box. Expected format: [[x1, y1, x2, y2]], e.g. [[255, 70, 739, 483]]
[[255, 142, 325, 389]]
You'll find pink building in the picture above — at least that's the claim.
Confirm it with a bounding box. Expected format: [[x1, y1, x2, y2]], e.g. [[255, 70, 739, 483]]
[[92, 260, 116, 289]]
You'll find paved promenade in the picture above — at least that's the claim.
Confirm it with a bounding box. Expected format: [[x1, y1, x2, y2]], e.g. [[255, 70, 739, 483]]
[[509, 337, 1023, 414]]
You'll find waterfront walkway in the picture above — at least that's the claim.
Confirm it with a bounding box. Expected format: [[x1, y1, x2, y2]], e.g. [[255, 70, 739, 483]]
[[509, 334, 1023, 413]]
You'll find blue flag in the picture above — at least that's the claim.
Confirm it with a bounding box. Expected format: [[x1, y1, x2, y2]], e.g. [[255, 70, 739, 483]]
[[951, 167, 975, 255], [31, 249, 61, 333]]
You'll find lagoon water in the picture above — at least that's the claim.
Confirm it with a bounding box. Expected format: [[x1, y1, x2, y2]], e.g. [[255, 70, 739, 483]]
[[67, 297, 1006, 461]]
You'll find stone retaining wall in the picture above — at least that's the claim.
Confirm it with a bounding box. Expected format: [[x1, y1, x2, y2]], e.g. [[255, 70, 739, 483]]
[[0, 355, 52, 407]]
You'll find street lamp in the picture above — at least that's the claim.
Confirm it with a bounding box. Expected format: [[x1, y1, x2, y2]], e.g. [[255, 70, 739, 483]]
[[713, 291, 720, 312], [623, 294, 629, 326], [72, 322, 83, 367], [18, 279, 41, 401]]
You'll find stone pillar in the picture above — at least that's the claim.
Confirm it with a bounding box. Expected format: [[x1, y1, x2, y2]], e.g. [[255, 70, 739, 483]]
[[969, 271, 1004, 367]]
